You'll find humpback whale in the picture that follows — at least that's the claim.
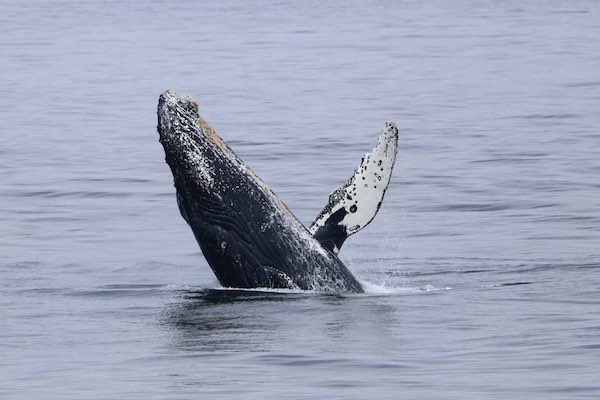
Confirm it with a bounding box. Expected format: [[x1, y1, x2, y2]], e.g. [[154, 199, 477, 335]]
[[157, 91, 398, 293]]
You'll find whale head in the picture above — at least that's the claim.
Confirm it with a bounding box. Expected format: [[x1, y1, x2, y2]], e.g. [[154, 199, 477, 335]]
[[157, 91, 292, 289]]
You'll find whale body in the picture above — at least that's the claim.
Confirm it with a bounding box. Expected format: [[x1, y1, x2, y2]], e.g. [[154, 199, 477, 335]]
[[157, 91, 398, 293]]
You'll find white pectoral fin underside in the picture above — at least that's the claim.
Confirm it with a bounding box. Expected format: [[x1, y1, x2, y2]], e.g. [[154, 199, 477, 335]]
[[309, 121, 399, 254]]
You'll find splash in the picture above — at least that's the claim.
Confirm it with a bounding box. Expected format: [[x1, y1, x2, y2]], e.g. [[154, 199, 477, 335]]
[[360, 280, 452, 295]]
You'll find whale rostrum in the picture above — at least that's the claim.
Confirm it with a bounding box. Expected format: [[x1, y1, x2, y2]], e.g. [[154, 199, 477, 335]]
[[157, 91, 398, 293]]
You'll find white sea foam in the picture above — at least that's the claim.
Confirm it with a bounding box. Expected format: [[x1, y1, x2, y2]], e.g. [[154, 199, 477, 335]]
[[361, 280, 452, 295], [212, 286, 316, 294], [171, 282, 450, 296]]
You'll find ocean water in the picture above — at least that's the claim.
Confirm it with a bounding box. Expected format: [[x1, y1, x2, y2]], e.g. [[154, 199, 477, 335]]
[[2, 0, 600, 399]]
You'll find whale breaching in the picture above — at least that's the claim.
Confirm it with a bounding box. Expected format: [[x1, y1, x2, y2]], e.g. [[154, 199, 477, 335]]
[[157, 91, 398, 293]]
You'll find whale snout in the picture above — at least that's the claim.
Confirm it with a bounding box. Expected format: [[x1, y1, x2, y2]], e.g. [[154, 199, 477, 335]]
[[157, 91, 201, 143], [157, 91, 216, 190], [157, 91, 205, 166], [159, 90, 199, 117]]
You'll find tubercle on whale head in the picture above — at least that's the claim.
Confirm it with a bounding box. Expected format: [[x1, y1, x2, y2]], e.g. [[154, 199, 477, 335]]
[[157, 91, 200, 143], [158, 90, 199, 115]]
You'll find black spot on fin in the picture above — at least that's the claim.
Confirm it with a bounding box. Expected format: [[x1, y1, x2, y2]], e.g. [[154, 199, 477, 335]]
[[311, 207, 349, 254]]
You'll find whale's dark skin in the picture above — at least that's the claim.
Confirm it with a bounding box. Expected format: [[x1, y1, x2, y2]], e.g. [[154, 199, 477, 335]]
[[157, 91, 364, 292]]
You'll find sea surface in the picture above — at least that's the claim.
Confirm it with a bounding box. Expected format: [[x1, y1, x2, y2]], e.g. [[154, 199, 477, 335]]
[[2, 1, 600, 399]]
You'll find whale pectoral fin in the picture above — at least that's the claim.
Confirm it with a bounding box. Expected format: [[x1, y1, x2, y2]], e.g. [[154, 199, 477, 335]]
[[308, 121, 398, 254]]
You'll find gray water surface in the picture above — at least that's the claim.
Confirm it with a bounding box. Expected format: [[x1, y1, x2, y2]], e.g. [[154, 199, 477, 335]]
[[2, 1, 600, 399]]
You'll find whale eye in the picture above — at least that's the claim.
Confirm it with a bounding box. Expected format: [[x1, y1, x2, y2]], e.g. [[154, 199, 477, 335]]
[[350, 204, 357, 213]]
